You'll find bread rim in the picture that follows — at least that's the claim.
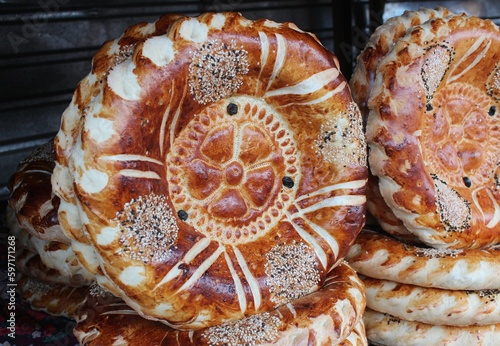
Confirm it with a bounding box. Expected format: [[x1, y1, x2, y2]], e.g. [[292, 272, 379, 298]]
[[364, 276, 500, 326], [346, 229, 500, 290], [73, 262, 365, 346], [364, 308, 500, 346], [17, 274, 89, 319]]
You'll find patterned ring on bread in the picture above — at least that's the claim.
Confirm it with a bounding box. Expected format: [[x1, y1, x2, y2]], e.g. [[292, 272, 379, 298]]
[[53, 12, 368, 329]]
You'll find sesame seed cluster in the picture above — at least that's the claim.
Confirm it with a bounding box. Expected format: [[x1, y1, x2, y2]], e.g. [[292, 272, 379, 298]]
[[264, 241, 321, 306], [115, 193, 178, 264], [188, 39, 249, 105]]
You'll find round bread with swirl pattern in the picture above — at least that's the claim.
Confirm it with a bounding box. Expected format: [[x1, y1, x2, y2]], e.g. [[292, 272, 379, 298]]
[[364, 308, 500, 346], [73, 262, 366, 346], [346, 230, 500, 290], [56, 12, 367, 329], [366, 13, 500, 249]]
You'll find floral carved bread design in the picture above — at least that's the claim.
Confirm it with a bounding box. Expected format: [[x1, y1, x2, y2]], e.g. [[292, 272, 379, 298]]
[[366, 13, 500, 249], [53, 12, 368, 329]]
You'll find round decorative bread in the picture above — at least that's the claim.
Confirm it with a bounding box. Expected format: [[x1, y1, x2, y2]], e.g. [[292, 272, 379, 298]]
[[73, 262, 365, 345], [350, 7, 453, 120], [363, 276, 500, 326], [346, 230, 500, 290], [364, 308, 500, 346], [366, 13, 500, 249], [8, 140, 68, 243], [349, 8, 453, 245], [52, 14, 184, 276], [60, 12, 367, 328], [17, 274, 88, 319]]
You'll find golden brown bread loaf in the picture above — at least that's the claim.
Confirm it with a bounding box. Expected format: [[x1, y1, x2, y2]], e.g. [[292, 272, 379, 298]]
[[349, 8, 454, 245], [54, 12, 368, 328], [365, 13, 500, 249], [8, 140, 68, 243], [17, 274, 89, 319], [346, 229, 500, 290], [363, 276, 500, 326], [364, 308, 500, 346], [73, 262, 366, 346]]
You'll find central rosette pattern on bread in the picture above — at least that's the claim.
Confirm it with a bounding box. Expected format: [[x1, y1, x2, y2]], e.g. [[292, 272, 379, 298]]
[[41, 11, 369, 343]]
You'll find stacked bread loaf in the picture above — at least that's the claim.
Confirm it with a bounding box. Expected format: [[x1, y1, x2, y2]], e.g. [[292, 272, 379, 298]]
[[348, 7, 500, 345], [8, 12, 370, 345], [7, 140, 92, 318]]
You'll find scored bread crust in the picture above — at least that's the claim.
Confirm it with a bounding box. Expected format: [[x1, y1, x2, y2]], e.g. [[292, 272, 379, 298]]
[[346, 230, 500, 290], [366, 13, 500, 249], [349, 8, 453, 244], [17, 274, 88, 319], [8, 140, 68, 244], [9, 216, 93, 286], [59, 12, 367, 328], [366, 174, 422, 245], [349, 7, 453, 121], [364, 308, 500, 346], [6, 142, 94, 285], [363, 276, 500, 326], [339, 320, 368, 346], [52, 14, 184, 276], [73, 262, 366, 346]]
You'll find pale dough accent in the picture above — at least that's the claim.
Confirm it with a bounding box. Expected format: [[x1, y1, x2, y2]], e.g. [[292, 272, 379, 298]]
[[364, 276, 500, 326], [107, 62, 141, 100], [179, 18, 208, 42], [119, 266, 147, 287], [79, 169, 109, 194], [142, 36, 175, 66]]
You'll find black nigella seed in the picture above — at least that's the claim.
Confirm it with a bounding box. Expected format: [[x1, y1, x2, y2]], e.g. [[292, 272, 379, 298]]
[[282, 176, 294, 188], [489, 106, 496, 116], [463, 176, 472, 188], [227, 103, 238, 115], [426, 103, 433, 112], [177, 210, 188, 221]]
